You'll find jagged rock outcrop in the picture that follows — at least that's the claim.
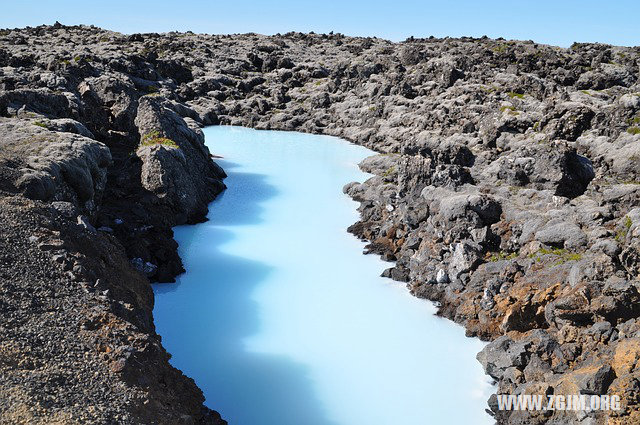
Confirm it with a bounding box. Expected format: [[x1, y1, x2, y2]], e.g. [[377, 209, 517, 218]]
[[0, 118, 111, 210], [134, 96, 226, 224]]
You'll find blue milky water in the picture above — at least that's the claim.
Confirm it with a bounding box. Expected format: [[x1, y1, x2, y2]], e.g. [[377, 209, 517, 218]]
[[153, 126, 492, 425]]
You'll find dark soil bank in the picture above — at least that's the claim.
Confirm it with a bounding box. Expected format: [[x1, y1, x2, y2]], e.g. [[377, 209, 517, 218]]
[[1, 23, 640, 424]]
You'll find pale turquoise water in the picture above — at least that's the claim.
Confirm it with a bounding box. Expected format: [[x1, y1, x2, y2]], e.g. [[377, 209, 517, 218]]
[[153, 126, 492, 425]]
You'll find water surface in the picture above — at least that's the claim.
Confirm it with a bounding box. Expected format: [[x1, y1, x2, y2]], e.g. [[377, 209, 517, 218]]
[[153, 126, 492, 425]]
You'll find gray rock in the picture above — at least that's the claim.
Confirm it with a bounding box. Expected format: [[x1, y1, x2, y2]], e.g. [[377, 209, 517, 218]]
[[436, 268, 449, 283], [477, 335, 529, 381], [576, 364, 615, 395], [590, 239, 620, 257], [50, 201, 77, 218], [535, 220, 587, 249], [130, 257, 158, 276], [448, 241, 482, 281], [76, 215, 97, 234]]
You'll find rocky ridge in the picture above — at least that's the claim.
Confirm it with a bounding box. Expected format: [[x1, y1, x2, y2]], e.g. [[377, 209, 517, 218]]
[[0, 24, 227, 424], [2, 23, 640, 424]]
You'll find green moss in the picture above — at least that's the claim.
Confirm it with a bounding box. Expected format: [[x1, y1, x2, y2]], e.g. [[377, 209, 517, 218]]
[[625, 114, 640, 132], [528, 247, 582, 265], [382, 166, 396, 177], [32, 121, 48, 128], [507, 91, 525, 99], [369, 106, 377, 112], [500, 105, 520, 116], [539, 247, 565, 256], [492, 43, 508, 54], [145, 85, 159, 94], [564, 252, 583, 262], [140, 131, 179, 149], [488, 251, 518, 262], [614, 216, 634, 242], [481, 85, 499, 93]]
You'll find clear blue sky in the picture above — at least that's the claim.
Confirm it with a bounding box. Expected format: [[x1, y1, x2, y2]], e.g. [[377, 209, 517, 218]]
[[1, 0, 638, 47]]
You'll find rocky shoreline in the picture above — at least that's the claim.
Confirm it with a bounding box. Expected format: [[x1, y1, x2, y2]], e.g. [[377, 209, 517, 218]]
[[1, 23, 640, 424]]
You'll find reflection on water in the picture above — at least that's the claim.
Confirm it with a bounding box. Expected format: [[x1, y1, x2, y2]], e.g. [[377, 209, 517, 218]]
[[153, 126, 492, 425]]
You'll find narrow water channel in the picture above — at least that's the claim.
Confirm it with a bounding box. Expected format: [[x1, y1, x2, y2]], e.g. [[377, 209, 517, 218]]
[[153, 126, 492, 425]]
